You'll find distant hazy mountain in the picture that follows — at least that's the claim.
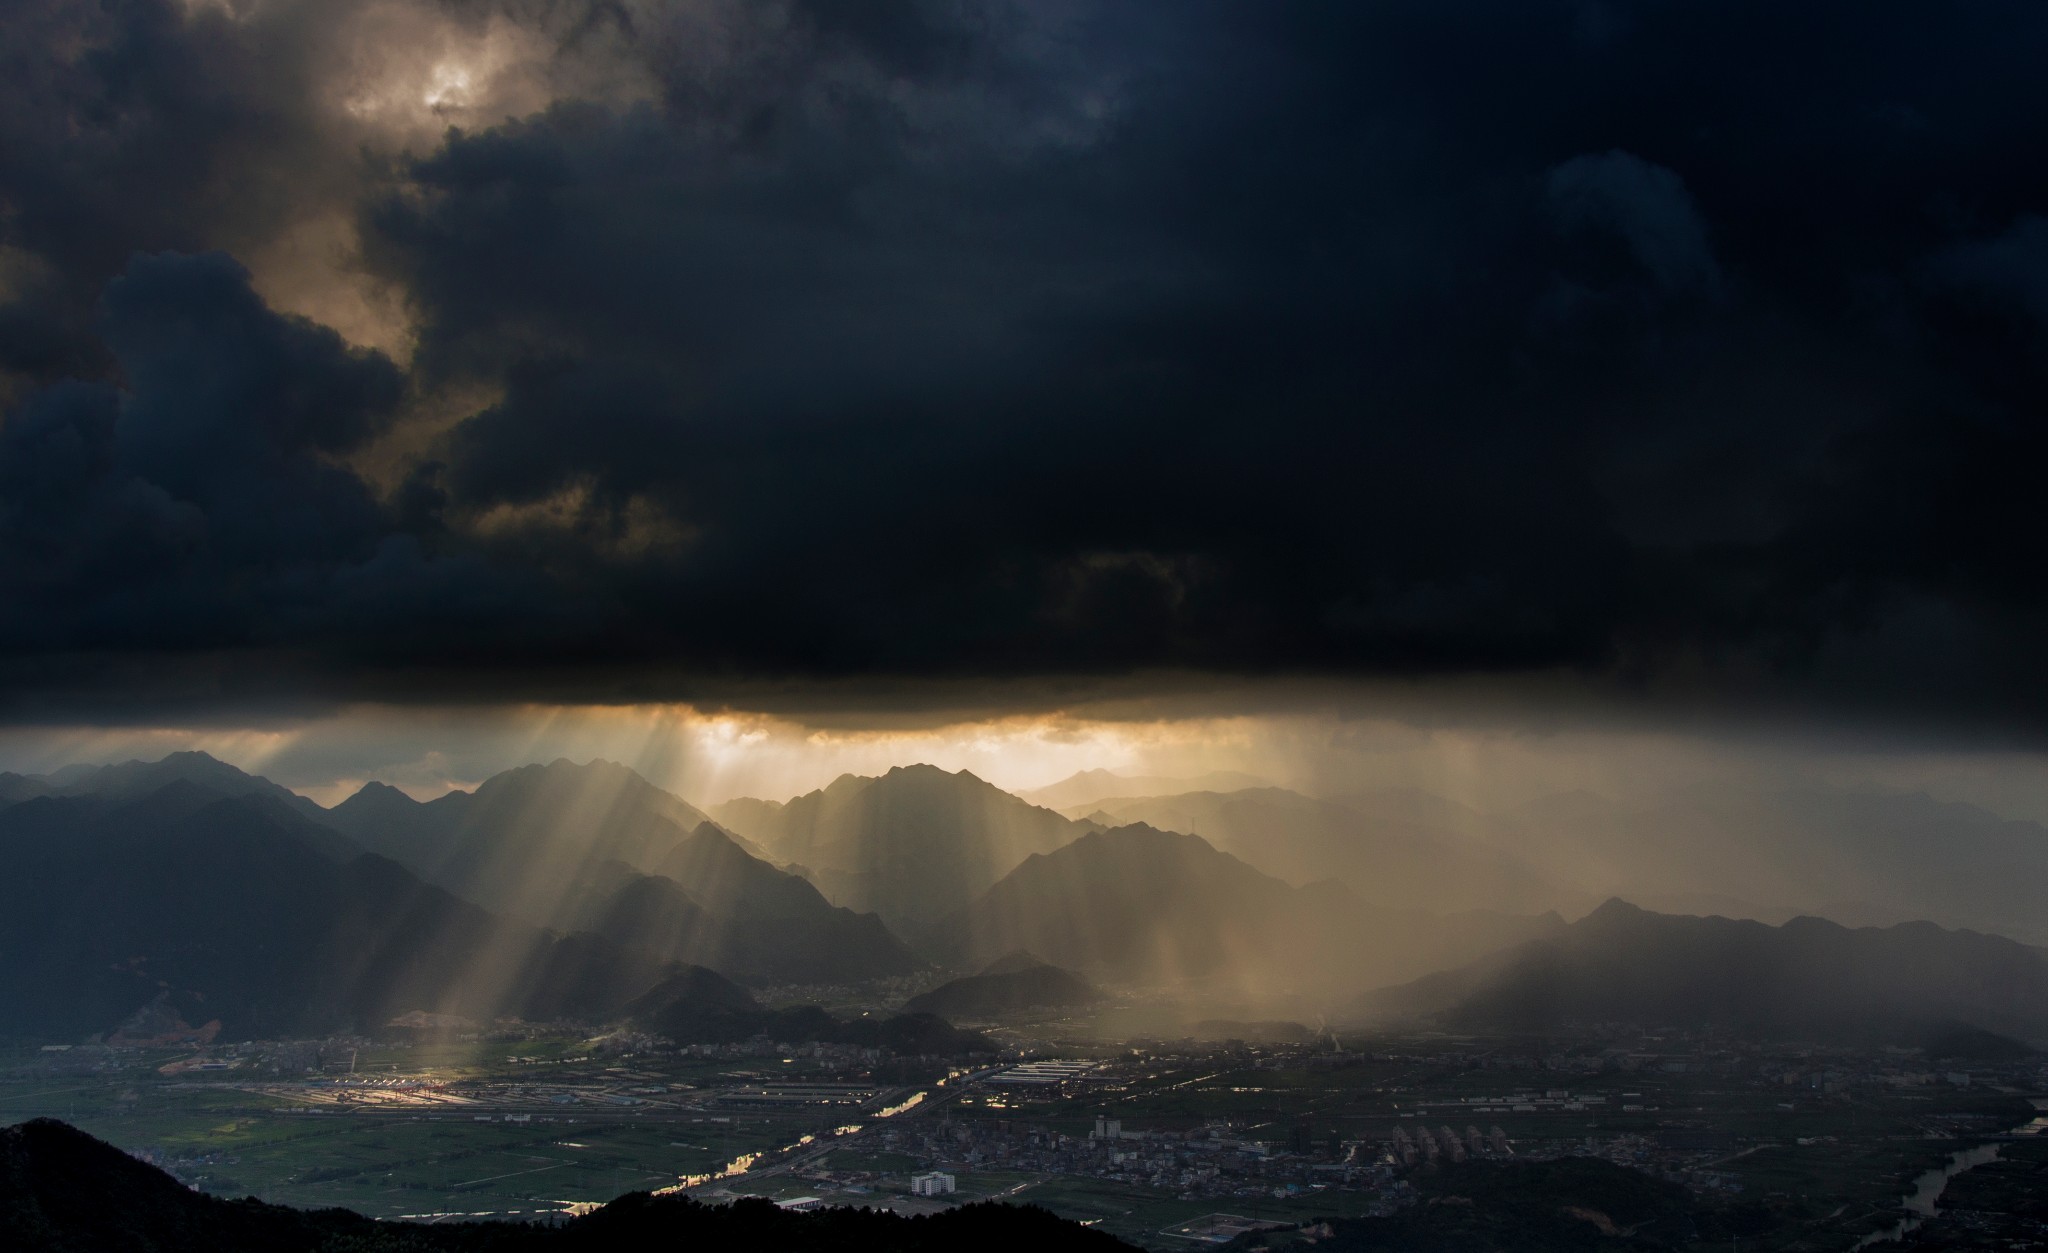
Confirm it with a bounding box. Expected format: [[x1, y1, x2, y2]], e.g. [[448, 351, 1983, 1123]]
[[928, 824, 1563, 996], [0, 751, 329, 824], [904, 960, 1103, 1017], [0, 785, 675, 1038], [1076, 787, 1573, 916], [711, 764, 1087, 925], [326, 759, 749, 925], [707, 794, 786, 835], [1479, 786, 2048, 945], [1019, 768, 1274, 812], [0, 773, 52, 805], [573, 833, 921, 983], [1360, 898, 2048, 1043]]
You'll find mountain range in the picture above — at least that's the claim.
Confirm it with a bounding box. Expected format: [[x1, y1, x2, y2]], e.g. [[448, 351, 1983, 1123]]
[[0, 756, 917, 1038], [1360, 897, 2048, 1045], [7, 749, 2048, 1048], [925, 823, 1565, 998], [711, 765, 1092, 926], [1073, 787, 1573, 915], [0, 782, 669, 1038], [1018, 768, 1273, 812], [1061, 779, 2048, 946], [324, 762, 915, 984]]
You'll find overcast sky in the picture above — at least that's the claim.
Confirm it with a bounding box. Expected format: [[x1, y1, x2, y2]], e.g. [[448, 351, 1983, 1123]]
[[5, 2, 2048, 792]]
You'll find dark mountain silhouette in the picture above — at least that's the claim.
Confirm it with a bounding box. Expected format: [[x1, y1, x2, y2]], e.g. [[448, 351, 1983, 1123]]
[[712, 765, 1088, 925], [0, 773, 52, 805], [7, 755, 915, 1004], [622, 970, 990, 1054], [0, 751, 330, 824], [980, 949, 1054, 975], [928, 824, 1563, 995], [1919, 1023, 2038, 1061], [1361, 898, 2048, 1043], [0, 1119, 1128, 1252], [0, 784, 685, 1038], [1078, 787, 1572, 916], [324, 777, 432, 839], [0, 778, 974, 1044], [904, 961, 1102, 1017]]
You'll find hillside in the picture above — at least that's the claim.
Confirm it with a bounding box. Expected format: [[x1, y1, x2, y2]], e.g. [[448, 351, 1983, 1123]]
[[903, 960, 1103, 1017], [0, 1119, 1124, 1252], [0, 785, 678, 1037], [1360, 898, 2048, 1043], [323, 759, 734, 925], [712, 765, 1088, 925], [575, 851, 921, 983], [928, 825, 1563, 996], [623, 969, 990, 1053], [0, 751, 333, 825]]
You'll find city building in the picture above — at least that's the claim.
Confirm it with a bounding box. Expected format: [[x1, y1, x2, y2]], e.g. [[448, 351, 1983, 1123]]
[[910, 1171, 957, 1196]]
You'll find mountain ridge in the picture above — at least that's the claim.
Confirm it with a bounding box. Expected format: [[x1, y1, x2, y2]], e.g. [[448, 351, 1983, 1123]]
[[711, 764, 1090, 926], [1359, 897, 2048, 1044]]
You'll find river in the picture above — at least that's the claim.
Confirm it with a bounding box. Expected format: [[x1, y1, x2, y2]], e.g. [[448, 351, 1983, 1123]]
[[1851, 1102, 2048, 1248]]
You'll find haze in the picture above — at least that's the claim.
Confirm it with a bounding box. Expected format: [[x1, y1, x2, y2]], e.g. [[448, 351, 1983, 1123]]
[[5, 2, 2048, 1249]]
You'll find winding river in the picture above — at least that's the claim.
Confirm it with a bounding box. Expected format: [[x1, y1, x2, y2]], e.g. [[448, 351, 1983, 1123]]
[[1851, 1102, 2048, 1248]]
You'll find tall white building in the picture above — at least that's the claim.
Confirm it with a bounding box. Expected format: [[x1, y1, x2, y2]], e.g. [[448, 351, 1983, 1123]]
[[910, 1171, 956, 1196]]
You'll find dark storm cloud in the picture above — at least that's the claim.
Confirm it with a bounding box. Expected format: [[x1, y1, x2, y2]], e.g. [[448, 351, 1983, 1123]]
[[5, 0, 2048, 729], [0, 0, 341, 380], [0, 252, 546, 692]]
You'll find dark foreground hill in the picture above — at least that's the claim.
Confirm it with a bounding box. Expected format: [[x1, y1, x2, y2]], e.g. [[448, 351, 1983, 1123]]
[[1359, 898, 2048, 1043], [903, 960, 1103, 1017], [1282, 1156, 1766, 1252], [0, 1119, 1133, 1253]]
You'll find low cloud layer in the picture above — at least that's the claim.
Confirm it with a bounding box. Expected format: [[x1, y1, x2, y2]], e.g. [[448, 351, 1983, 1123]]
[[4, 1, 2048, 734]]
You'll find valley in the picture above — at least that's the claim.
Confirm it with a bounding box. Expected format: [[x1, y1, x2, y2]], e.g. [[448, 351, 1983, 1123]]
[[6, 752, 2048, 1251]]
